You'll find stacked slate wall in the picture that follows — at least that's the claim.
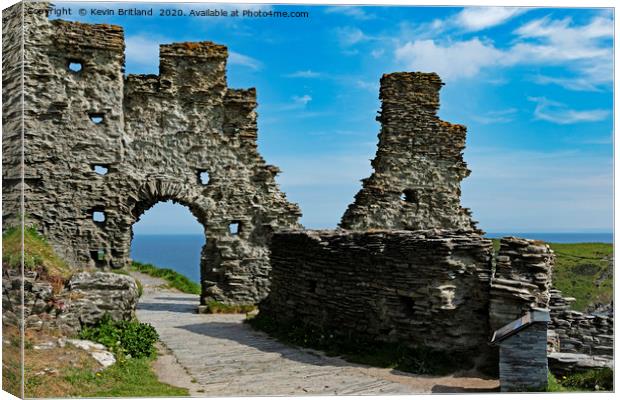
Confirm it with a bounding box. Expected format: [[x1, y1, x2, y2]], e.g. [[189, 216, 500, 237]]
[[261, 230, 494, 357], [489, 237, 555, 331], [548, 289, 613, 357]]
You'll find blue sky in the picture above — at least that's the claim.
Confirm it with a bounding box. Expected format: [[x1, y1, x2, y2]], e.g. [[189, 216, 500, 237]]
[[53, 3, 614, 234]]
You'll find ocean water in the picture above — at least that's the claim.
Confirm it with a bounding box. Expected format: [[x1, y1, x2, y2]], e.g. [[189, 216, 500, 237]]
[[485, 232, 613, 244], [131, 234, 204, 283], [131, 232, 613, 283]]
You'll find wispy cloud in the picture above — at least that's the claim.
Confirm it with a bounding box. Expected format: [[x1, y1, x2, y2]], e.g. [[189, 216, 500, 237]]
[[455, 7, 528, 31], [125, 34, 164, 71], [528, 97, 610, 124], [335, 26, 371, 47], [285, 70, 322, 78], [464, 147, 612, 231], [325, 6, 376, 21], [355, 80, 379, 92], [228, 51, 262, 70], [470, 108, 518, 124]]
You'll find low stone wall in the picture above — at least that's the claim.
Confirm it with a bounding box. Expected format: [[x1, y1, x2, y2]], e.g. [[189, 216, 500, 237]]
[[2, 269, 139, 334], [548, 288, 613, 357], [260, 229, 494, 357]]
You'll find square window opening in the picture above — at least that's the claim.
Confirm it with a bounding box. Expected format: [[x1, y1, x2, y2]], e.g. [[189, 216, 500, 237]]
[[198, 170, 210, 185], [93, 165, 109, 175], [89, 113, 105, 124], [93, 211, 106, 223], [68, 60, 83, 72], [90, 249, 106, 267], [229, 222, 240, 235], [401, 189, 417, 203]]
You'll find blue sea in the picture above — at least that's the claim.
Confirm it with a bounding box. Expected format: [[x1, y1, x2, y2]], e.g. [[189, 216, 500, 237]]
[[131, 232, 613, 283]]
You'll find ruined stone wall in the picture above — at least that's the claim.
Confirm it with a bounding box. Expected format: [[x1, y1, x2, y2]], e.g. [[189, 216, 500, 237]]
[[548, 289, 613, 357], [340, 73, 478, 232], [2, 2, 302, 305], [261, 230, 494, 357], [489, 237, 555, 331], [2, 2, 24, 225]]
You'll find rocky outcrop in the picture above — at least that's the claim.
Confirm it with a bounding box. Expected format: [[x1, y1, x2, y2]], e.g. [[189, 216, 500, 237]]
[[261, 229, 494, 358], [2, 268, 138, 334], [67, 272, 139, 326]]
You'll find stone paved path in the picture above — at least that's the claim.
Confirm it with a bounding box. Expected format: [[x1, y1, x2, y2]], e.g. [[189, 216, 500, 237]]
[[134, 273, 499, 396]]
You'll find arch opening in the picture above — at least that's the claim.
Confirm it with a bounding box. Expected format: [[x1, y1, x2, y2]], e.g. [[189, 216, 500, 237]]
[[130, 200, 205, 288]]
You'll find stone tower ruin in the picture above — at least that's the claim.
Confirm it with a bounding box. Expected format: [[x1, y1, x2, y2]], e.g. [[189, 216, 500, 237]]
[[340, 72, 479, 232], [2, 2, 301, 306]]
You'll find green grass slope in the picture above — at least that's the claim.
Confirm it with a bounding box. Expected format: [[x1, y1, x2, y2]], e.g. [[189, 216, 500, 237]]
[[549, 242, 613, 311]]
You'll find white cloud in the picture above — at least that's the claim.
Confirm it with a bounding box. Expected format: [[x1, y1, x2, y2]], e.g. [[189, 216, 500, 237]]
[[228, 51, 262, 70], [125, 34, 162, 69], [355, 80, 379, 92], [395, 38, 502, 80], [285, 70, 321, 78], [370, 49, 385, 59], [456, 7, 527, 31], [325, 6, 375, 21], [292, 95, 312, 107], [528, 97, 610, 124], [394, 14, 613, 90], [335, 26, 370, 46], [470, 108, 518, 124]]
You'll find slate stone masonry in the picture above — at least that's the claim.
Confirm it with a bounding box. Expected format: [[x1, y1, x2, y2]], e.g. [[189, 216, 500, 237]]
[[340, 72, 479, 233], [2, 2, 302, 306], [261, 229, 494, 358]]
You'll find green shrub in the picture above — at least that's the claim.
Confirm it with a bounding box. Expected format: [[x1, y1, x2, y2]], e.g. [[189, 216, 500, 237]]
[[79, 315, 159, 359], [560, 368, 613, 391]]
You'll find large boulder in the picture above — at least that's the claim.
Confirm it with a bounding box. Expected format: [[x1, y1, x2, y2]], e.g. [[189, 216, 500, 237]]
[[2, 269, 139, 334], [67, 272, 139, 326]]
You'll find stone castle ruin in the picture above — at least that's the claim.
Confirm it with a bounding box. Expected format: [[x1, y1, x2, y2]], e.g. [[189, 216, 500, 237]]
[[3, 2, 301, 307], [3, 2, 612, 381]]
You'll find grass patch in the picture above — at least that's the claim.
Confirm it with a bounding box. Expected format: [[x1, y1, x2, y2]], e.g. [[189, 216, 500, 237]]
[[2, 325, 22, 398], [559, 368, 613, 391], [205, 300, 256, 314], [23, 346, 188, 398], [490, 239, 612, 312], [548, 243, 613, 311], [63, 355, 189, 397], [547, 369, 613, 392], [246, 313, 472, 375], [3, 226, 72, 279], [129, 261, 200, 295]]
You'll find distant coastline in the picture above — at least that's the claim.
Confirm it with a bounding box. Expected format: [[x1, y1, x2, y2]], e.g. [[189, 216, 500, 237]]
[[485, 232, 613, 244]]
